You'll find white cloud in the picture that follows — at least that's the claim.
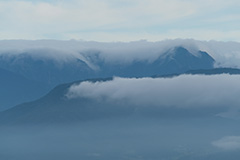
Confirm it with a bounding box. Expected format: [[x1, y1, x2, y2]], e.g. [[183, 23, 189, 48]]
[[1, 39, 240, 68], [0, 1, 123, 37], [0, 0, 239, 41], [0, 39, 198, 64], [66, 74, 240, 109], [0, 0, 195, 28], [212, 136, 240, 150]]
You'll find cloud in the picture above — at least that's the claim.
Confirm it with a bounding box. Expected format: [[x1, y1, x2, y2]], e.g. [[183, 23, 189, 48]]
[[66, 74, 240, 109], [0, 0, 240, 41], [1, 39, 240, 68], [212, 136, 240, 150], [0, 39, 199, 64]]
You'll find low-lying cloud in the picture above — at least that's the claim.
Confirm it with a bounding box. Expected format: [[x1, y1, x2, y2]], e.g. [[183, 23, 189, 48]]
[[1, 39, 240, 68], [0, 39, 199, 64], [66, 74, 240, 109], [212, 136, 240, 150]]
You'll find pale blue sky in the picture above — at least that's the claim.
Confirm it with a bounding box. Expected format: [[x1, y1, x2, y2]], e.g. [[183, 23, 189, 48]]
[[0, 0, 240, 41]]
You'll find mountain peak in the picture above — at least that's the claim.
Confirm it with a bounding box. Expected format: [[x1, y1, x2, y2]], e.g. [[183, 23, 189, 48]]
[[154, 46, 215, 74]]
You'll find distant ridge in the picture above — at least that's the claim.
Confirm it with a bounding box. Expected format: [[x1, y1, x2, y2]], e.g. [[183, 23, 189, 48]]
[[0, 46, 215, 110], [0, 46, 215, 85], [185, 68, 240, 75], [1, 67, 239, 125], [153, 68, 240, 78], [0, 68, 49, 111]]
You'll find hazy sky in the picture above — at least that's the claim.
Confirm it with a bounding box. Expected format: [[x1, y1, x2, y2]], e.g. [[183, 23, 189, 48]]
[[0, 0, 240, 41]]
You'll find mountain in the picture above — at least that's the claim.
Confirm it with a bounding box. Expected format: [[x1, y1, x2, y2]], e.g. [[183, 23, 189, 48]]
[[0, 68, 50, 111], [0, 78, 126, 125], [0, 77, 144, 125], [1, 40, 240, 160], [185, 67, 240, 75], [1, 71, 240, 160], [1, 66, 238, 125], [0, 46, 215, 111], [94, 47, 215, 77], [150, 47, 215, 75], [0, 47, 215, 85], [0, 53, 94, 87], [153, 67, 240, 78]]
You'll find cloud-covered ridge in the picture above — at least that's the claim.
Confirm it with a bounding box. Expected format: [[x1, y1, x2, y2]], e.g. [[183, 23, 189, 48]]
[[1, 39, 240, 68], [66, 74, 240, 109]]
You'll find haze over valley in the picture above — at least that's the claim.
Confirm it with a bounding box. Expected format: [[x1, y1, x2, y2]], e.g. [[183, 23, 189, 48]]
[[1, 39, 240, 159], [1, 0, 240, 159]]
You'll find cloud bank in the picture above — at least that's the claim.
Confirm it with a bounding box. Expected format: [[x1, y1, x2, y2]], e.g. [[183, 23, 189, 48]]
[[66, 74, 240, 109], [1, 39, 240, 68]]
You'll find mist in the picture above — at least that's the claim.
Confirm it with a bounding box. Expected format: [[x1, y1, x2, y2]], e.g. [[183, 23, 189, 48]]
[[1, 117, 240, 160], [1, 39, 240, 159], [1, 74, 240, 159]]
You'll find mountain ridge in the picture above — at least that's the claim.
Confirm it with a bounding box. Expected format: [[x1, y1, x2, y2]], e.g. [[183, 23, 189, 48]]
[[0, 46, 216, 110], [1, 67, 239, 125], [0, 67, 50, 111]]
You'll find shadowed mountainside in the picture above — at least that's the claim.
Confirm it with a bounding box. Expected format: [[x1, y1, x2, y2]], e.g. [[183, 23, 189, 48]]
[[0, 46, 215, 110], [1, 67, 240, 125]]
